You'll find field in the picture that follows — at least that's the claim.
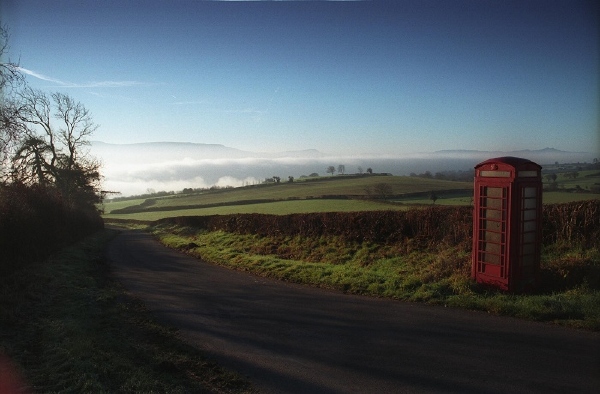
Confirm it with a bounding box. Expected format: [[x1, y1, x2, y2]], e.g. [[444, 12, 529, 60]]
[[104, 199, 409, 221], [102, 175, 471, 220], [102, 174, 599, 220]]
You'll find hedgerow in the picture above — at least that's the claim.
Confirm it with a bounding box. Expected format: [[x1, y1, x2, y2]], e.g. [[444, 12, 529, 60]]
[[0, 183, 104, 273], [154, 199, 600, 250]]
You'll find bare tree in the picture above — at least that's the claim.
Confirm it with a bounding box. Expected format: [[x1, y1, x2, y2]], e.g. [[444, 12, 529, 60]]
[[11, 136, 52, 185], [12, 88, 102, 208], [54, 92, 98, 169], [337, 164, 345, 175], [0, 26, 20, 91], [326, 165, 336, 176], [373, 182, 392, 199], [0, 25, 26, 177]]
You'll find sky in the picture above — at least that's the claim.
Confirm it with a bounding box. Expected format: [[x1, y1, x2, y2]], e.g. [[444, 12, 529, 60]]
[[1, 0, 598, 157]]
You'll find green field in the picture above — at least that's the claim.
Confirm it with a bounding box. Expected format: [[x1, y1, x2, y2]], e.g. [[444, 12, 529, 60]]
[[100, 197, 146, 213], [102, 175, 472, 220], [543, 169, 600, 189], [102, 174, 599, 220], [104, 199, 411, 221], [400, 191, 599, 206]]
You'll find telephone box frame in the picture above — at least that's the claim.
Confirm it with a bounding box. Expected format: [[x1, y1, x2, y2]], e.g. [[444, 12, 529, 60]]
[[471, 157, 542, 292]]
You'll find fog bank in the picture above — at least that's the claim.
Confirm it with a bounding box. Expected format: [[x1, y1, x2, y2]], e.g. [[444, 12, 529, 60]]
[[91, 142, 593, 197]]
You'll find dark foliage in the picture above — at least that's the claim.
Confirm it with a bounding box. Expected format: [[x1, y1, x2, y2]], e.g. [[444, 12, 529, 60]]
[[0, 183, 104, 273], [158, 206, 473, 249], [542, 201, 600, 248], [156, 200, 600, 250]]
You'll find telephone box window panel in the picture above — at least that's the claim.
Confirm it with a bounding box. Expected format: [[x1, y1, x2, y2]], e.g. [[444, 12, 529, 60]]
[[480, 170, 511, 177]]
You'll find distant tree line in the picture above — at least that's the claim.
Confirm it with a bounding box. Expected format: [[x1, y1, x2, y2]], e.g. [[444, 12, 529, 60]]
[[410, 169, 473, 182], [326, 165, 374, 176]]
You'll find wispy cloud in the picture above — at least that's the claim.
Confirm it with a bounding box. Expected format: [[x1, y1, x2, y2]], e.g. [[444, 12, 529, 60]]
[[18, 67, 64, 84], [18, 67, 151, 88]]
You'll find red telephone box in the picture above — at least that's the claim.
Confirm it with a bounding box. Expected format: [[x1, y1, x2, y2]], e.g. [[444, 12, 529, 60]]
[[471, 157, 542, 292]]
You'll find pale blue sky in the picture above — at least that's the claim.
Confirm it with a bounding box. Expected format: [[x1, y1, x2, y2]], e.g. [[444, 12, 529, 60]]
[[2, 0, 598, 156]]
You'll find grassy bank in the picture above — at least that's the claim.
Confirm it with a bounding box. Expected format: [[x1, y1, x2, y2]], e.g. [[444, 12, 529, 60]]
[[0, 229, 254, 393], [150, 223, 600, 331]]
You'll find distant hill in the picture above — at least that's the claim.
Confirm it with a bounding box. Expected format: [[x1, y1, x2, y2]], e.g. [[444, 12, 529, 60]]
[[434, 147, 584, 156], [432, 147, 592, 164], [90, 141, 596, 196], [91, 141, 325, 160]]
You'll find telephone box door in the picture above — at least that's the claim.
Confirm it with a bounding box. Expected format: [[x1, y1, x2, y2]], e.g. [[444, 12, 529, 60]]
[[473, 183, 510, 288]]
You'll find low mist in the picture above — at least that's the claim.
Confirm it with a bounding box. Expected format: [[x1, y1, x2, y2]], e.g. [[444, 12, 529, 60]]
[[91, 142, 593, 197]]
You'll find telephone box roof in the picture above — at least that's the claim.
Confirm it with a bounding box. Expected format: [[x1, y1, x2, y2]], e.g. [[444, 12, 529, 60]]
[[475, 156, 541, 170]]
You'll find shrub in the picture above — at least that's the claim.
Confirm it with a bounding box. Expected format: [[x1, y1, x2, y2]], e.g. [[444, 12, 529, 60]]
[[156, 200, 600, 251], [0, 183, 104, 273]]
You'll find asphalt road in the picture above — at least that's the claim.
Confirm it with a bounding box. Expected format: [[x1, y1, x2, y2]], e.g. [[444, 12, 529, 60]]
[[106, 229, 599, 393]]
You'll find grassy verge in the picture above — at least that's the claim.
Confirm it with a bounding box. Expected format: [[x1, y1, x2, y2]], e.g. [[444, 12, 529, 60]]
[[151, 223, 600, 331], [0, 229, 255, 393]]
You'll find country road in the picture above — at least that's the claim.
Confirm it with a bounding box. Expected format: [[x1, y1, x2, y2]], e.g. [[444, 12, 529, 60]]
[[106, 229, 599, 393]]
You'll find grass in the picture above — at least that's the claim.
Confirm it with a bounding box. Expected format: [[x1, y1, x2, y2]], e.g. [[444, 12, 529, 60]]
[[102, 174, 599, 220], [400, 192, 599, 206], [542, 191, 600, 204], [99, 197, 146, 213], [545, 169, 600, 189], [102, 175, 472, 215], [0, 229, 255, 393], [104, 198, 410, 221], [394, 196, 472, 206], [150, 223, 600, 331], [148, 176, 472, 206]]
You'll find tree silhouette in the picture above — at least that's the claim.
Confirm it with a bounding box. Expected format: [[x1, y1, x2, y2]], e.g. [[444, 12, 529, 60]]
[[1, 25, 27, 177], [429, 191, 439, 205], [373, 183, 392, 199], [11, 88, 101, 210]]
